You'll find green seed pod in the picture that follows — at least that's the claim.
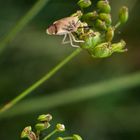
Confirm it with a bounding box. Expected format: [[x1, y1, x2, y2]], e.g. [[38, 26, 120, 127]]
[[99, 13, 112, 25], [35, 122, 50, 131], [82, 11, 98, 24], [119, 6, 129, 24], [81, 32, 102, 49], [37, 114, 52, 122], [97, 0, 111, 13], [56, 137, 64, 140], [90, 42, 112, 58], [105, 27, 114, 42], [21, 126, 32, 138], [73, 134, 83, 140], [21, 126, 36, 140], [111, 40, 127, 53], [78, 0, 92, 8], [71, 10, 83, 18], [56, 123, 65, 132], [95, 19, 107, 31]]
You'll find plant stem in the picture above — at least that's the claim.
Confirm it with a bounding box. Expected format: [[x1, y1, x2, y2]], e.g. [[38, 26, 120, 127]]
[[42, 129, 57, 140], [0, 0, 50, 53], [0, 48, 82, 114], [36, 130, 40, 140], [114, 22, 121, 29]]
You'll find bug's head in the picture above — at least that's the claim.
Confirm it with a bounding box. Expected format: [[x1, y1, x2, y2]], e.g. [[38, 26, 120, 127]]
[[46, 24, 56, 35]]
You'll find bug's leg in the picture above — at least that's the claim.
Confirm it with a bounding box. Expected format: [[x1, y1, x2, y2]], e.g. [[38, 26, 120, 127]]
[[62, 34, 70, 44], [70, 33, 84, 43], [68, 33, 80, 48]]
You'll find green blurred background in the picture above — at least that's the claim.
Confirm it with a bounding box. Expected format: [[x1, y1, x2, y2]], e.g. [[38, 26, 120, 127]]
[[0, 0, 140, 139]]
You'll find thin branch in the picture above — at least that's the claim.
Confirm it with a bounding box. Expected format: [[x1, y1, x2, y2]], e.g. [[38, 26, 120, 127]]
[[0, 48, 82, 114], [42, 129, 57, 140]]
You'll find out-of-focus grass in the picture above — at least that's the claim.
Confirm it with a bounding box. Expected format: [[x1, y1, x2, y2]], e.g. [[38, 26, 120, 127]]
[[0, 0, 50, 53], [0, 71, 140, 119]]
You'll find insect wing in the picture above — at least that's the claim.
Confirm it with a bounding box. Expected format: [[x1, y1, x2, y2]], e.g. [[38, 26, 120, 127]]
[[53, 17, 79, 35]]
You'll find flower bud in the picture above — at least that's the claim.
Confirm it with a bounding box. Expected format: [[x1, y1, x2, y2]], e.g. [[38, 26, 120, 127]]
[[99, 13, 112, 25], [89, 42, 112, 58], [105, 27, 114, 42], [97, 0, 111, 13], [111, 40, 127, 53], [21, 126, 36, 140], [95, 19, 107, 31], [78, 0, 92, 8], [81, 32, 102, 49], [21, 126, 32, 138], [35, 122, 50, 131], [82, 11, 98, 23], [37, 114, 52, 122], [56, 123, 65, 132], [56, 137, 64, 140], [73, 134, 83, 140], [71, 10, 83, 18], [119, 6, 129, 24]]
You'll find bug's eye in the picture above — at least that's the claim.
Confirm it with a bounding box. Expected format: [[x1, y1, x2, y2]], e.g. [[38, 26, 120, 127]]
[[46, 25, 56, 35]]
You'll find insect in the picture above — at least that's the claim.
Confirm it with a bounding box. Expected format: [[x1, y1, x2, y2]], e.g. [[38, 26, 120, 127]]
[[46, 16, 84, 47]]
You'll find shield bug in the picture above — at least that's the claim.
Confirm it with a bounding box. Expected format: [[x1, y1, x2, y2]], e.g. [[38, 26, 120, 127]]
[[46, 16, 84, 47]]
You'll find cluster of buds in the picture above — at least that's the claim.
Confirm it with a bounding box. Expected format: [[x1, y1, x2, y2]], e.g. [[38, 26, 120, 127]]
[[76, 0, 129, 58], [21, 114, 82, 140]]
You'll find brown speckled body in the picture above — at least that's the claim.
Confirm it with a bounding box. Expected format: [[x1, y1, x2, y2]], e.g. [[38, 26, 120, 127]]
[[46, 16, 80, 35]]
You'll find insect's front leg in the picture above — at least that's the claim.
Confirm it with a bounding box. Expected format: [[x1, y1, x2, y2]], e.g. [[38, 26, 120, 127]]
[[68, 33, 80, 48], [70, 33, 84, 43], [62, 34, 70, 44]]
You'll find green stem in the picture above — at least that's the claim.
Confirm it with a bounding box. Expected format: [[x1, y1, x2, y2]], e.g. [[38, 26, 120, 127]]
[[114, 21, 121, 29], [36, 130, 40, 140], [0, 0, 50, 53], [42, 129, 57, 140], [0, 48, 82, 114]]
